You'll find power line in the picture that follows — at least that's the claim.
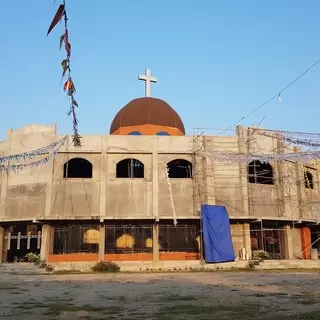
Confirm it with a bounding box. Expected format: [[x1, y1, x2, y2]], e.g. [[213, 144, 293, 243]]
[[217, 58, 320, 136]]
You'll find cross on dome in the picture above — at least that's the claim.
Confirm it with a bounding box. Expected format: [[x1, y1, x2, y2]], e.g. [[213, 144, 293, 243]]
[[138, 68, 158, 97]]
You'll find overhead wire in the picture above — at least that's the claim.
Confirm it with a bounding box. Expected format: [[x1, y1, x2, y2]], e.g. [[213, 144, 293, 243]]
[[217, 58, 320, 137]]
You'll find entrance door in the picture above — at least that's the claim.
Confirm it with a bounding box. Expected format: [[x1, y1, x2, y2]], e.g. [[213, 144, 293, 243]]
[[5, 224, 42, 262]]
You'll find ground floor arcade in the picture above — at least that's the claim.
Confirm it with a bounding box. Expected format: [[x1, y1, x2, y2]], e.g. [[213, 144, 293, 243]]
[[0, 219, 318, 263]]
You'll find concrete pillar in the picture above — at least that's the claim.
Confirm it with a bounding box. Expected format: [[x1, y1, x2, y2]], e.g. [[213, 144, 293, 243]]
[[152, 138, 159, 220], [0, 227, 4, 263], [243, 223, 252, 259], [40, 225, 52, 261], [203, 137, 216, 205], [44, 124, 57, 218], [236, 126, 250, 216], [99, 225, 105, 262], [284, 225, 294, 259], [152, 223, 159, 261], [276, 134, 286, 217], [100, 137, 108, 219], [294, 147, 304, 219]]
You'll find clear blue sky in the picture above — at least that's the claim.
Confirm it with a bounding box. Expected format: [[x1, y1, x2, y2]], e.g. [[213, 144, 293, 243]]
[[0, 1, 319, 140]]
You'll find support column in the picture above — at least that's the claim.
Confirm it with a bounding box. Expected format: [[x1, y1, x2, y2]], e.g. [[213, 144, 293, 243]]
[[276, 134, 286, 217], [100, 137, 108, 219], [284, 225, 294, 259], [236, 126, 250, 216], [152, 223, 159, 262], [203, 137, 216, 205], [40, 225, 52, 262], [0, 227, 4, 263], [99, 225, 105, 262], [44, 124, 57, 218], [243, 223, 252, 259], [152, 137, 159, 220], [294, 147, 304, 219]]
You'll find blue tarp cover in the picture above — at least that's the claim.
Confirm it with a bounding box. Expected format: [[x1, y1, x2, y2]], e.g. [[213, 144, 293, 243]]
[[201, 204, 235, 263]]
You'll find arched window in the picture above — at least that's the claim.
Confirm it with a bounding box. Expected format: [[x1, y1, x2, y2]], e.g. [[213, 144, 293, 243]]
[[304, 171, 314, 189], [248, 160, 273, 185], [128, 131, 142, 135], [166, 159, 192, 178], [156, 131, 170, 136], [63, 158, 93, 178], [116, 158, 144, 178]]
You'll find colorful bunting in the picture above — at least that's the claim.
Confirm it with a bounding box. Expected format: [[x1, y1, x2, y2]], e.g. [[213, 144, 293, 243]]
[[199, 150, 320, 164], [47, 0, 81, 146], [0, 136, 67, 164], [0, 137, 67, 173], [47, 4, 65, 36]]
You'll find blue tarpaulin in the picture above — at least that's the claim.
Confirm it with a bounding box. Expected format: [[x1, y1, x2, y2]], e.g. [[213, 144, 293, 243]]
[[201, 204, 235, 263]]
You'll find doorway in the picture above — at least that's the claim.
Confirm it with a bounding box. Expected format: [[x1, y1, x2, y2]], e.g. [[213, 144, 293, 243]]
[[5, 224, 42, 262]]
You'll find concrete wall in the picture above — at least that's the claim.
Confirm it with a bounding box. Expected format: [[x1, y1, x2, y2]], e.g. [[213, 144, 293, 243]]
[[0, 124, 319, 224]]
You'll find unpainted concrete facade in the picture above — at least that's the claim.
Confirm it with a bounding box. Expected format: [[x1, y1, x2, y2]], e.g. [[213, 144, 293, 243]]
[[0, 124, 319, 262]]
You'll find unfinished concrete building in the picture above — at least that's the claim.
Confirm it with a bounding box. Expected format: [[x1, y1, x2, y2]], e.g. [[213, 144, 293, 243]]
[[0, 93, 319, 265]]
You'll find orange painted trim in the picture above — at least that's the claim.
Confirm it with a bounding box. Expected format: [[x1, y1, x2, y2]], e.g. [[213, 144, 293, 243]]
[[104, 253, 153, 261], [48, 254, 99, 263], [300, 227, 312, 259], [112, 124, 184, 136], [160, 252, 200, 261]]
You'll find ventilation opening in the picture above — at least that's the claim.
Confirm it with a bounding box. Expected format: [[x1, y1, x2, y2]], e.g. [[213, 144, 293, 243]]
[[128, 131, 142, 135], [116, 159, 144, 178], [248, 160, 273, 185], [167, 159, 192, 178], [63, 158, 93, 178], [156, 131, 170, 136], [304, 171, 314, 189]]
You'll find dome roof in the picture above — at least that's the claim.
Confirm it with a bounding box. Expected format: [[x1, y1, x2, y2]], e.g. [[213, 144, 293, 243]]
[[110, 97, 185, 135]]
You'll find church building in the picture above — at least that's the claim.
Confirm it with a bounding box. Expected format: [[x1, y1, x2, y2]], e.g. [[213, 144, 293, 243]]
[[0, 69, 319, 265]]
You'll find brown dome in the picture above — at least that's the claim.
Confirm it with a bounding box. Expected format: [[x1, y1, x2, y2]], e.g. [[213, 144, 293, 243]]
[[110, 97, 185, 135]]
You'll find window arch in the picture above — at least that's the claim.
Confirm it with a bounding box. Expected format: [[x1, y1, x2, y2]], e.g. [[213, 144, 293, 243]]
[[248, 160, 273, 185], [304, 171, 314, 189], [63, 158, 93, 178], [128, 131, 142, 135], [156, 131, 170, 136], [116, 158, 144, 178], [166, 159, 192, 178]]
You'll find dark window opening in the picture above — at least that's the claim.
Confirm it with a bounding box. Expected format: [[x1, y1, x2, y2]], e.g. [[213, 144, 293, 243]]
[[167, 159, 192, 178], [248, 160, 273, 185], [129, 131, 142, 135], [63, 158, 93, 178], [116, 158, 144, 178], [304, 171, 314, 189]]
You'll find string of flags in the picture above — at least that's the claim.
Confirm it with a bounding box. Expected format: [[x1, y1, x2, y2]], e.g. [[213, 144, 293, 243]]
[[0, 137, 67, 172], [0, 136, 67, 164], [47, 0, 81, 147], [199, 149, 320, 164], [255, 129, 320, 148]]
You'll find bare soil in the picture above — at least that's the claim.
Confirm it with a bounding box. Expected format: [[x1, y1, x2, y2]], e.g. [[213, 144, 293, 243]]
[[0, 264, 319, 319]]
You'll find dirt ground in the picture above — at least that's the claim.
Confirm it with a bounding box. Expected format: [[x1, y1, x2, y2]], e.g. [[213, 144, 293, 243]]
[[0, 264, 319, 320]]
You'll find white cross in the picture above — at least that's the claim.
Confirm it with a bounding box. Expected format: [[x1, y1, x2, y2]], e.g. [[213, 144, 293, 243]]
[[138, 68, 158, 97]]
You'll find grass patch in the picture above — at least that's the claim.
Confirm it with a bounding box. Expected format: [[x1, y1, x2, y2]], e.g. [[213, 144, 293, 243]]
[[154, 302, 265, 319], [53, 270, 82, 275], [299, 310, 320, 319], [158, 294, 198, 302]]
